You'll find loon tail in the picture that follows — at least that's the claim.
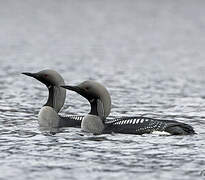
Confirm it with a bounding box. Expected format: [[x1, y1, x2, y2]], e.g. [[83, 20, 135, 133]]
[[164, 122, 196, 135]]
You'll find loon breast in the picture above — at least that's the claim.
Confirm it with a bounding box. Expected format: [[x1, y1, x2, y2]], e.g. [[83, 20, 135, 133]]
[[104, 117, 195, 135], [81, 114, 105, 135]]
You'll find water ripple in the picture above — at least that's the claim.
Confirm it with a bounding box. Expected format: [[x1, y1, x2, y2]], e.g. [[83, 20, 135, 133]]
[[0, 0, 205, 180]]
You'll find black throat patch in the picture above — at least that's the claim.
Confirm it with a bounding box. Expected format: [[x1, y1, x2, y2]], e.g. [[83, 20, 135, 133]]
[[44, 85, 54, 108], [89, 98, 98, 116], [89, 98, 105, 123]]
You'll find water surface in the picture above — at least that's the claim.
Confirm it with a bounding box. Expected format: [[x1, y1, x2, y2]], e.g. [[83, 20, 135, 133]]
[[0, 1, 205, 180]]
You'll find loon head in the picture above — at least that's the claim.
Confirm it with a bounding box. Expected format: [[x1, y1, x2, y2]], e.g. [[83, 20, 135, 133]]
[[62, 80, 111, 120], [22, 69, 65, 87], [22, 69, 66, 112]]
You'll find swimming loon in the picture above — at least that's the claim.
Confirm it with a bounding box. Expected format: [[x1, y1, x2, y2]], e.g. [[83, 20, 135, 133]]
[[62, 81, 195, 135], [22, 69, 83, 130]]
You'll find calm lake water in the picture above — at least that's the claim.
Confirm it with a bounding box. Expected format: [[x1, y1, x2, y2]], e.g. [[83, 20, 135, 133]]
[[0, 0, 205, 180]]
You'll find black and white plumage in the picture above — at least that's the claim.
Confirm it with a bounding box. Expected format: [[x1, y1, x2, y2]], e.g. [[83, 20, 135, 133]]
[[59, 115, 83, 127], [22, 69, 83, 130], [62, 81, 195, 135], [104, 116, 195, 135]]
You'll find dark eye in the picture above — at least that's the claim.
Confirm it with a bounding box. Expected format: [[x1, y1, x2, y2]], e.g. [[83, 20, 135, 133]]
[[44, 74, 48, 78], [85, 86, 90, 90]]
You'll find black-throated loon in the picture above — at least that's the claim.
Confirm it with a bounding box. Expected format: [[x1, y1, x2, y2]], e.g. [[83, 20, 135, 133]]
[[62, 81, 195, 135], [22, 69, 83, 130]]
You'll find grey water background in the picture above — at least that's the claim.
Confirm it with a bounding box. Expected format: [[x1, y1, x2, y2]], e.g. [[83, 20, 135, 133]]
[[0, 0, 205, 179]]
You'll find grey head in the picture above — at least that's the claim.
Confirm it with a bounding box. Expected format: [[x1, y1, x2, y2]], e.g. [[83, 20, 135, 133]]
[[22, 69, 66, 113], [62, 80, 111, 121]]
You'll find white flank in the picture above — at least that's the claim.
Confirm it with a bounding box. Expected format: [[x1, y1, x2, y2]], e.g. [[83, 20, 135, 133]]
[[151, 131, 171, 136]]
